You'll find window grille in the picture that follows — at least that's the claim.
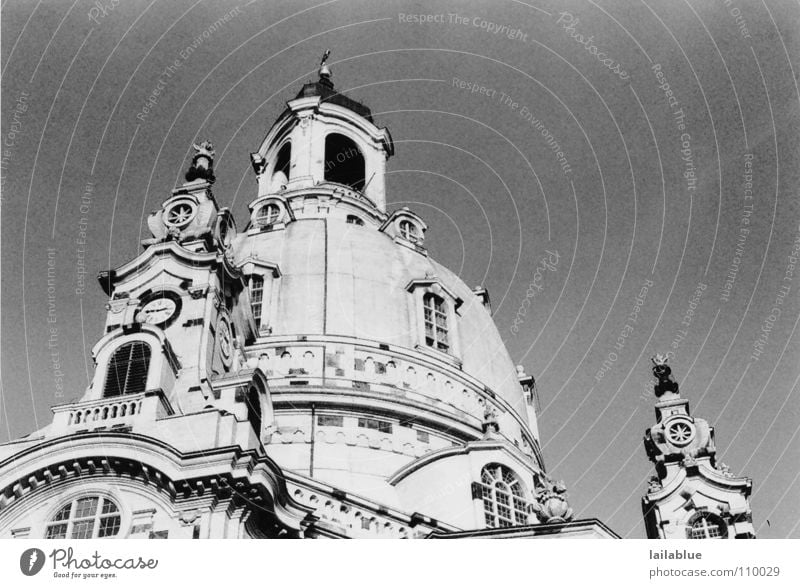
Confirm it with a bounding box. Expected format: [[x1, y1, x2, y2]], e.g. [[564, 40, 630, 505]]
[[45, 496, 121, 539], [103, 342, 150, 397], [478, 464, 530, 528], [688, 514, 726, 539], [249, 275, 264, 326], [423, 293, 449, 351], [257, 203, 281, 226], [399, 220, 420, 242]]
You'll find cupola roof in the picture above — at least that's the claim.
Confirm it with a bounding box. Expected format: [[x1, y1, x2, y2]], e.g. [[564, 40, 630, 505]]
[[291, 50, 374, 122]]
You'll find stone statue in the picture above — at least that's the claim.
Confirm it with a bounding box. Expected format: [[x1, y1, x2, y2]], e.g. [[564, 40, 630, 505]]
[[532, 478, 573, 523], [481, 405, 499, 437], [186, 140, 216, 183], [651, 354, 679, 397]]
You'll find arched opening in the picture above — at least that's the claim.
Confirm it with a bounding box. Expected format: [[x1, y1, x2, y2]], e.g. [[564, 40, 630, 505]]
[[255, 202, 282, 228], [270, 142, 291, 191], [324, 134, 365, 191], [687, 512, 728, 539], [245, 386, 262, 438], [399, 219, 422, 243], [103, 342, 151, 397]]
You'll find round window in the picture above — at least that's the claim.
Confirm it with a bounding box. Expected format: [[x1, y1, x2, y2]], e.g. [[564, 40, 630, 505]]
[[164, 199, 198, 228], [665, 418, 696, 447]]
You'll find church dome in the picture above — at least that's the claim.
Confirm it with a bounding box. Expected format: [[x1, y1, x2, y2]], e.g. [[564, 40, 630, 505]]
[[230, 58, 542, 503], [234, 214, 529, 424]]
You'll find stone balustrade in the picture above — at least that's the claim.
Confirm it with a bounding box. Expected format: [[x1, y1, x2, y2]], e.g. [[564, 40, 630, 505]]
[[290, 486, 415, 538], [248, 341, 496, 424], [51, 390, 173, 434]]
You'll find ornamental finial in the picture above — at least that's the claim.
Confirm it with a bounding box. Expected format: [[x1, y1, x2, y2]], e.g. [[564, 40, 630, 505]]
[[320, 49, 331, 67], [186, 140, 216, 183], [651, 354, 679, 398], [651, 353, 669, 366], [318, 49, 333, 87]]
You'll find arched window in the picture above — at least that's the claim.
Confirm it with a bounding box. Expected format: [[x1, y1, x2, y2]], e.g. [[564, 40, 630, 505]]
[[46, 496, 121, 539], [687, 513, 727, 539], [398, 220, 420, 243], [256, 203, 281, 227], [324, 134, 365, 190], [249, 275, 264, 326], [479, 464, 529, 528], [273, 142, 291, 184], [245, 386, 262, 438], [104, 342, 151, 397], [346, 215, 364, 226], [423, 293, 449, 352]]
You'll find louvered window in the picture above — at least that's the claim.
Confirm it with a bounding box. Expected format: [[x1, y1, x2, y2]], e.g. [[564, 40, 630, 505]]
[[103, 342, 151, 397]]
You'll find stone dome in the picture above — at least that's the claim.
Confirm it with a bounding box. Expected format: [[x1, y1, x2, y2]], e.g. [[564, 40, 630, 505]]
[[234, 212, 529, 422]]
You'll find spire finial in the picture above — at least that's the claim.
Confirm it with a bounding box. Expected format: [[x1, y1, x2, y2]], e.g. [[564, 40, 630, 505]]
[[186, 140, 216, 183], [318, 49, 333, 87], [651, 354, 679, 398]]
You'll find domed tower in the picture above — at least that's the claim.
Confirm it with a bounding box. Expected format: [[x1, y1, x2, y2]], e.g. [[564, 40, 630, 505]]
[[0, 56, 616, 539], [234, 57, 556, 533]]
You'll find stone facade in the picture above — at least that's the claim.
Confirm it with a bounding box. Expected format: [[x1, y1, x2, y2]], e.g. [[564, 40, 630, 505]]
[[0, 64, 615, 539]]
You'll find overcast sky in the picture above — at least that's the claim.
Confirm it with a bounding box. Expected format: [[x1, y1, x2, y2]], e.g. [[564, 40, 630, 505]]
[[2, 0, 799, 538]]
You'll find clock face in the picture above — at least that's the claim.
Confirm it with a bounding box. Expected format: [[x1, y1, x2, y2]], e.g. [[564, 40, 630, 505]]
[[139, 292, 181, 327]]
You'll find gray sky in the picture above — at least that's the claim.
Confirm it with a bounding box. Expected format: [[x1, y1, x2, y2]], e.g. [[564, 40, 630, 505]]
[[2, 0, 799, 538]]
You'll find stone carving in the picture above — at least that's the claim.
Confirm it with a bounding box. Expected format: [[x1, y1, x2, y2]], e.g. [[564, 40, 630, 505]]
[[532, 478, 573, 523], [716, 462, 735, 478], [250, 152, 266, 174], [231, 339, 245, 372], [651, 354, 679, 397], [186, 140, 216, 183], [143, 200, 216, 248], [318, 49, 332, 81], [648, 416, 714, 462], [178, 510, 200, 526], [297, 113, 314, 129], [481, 405, 499, 437]]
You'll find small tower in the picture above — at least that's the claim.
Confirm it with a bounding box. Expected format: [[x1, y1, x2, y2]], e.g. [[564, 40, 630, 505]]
[[248, 50, 394, 211], [641, 356, 755, 539]]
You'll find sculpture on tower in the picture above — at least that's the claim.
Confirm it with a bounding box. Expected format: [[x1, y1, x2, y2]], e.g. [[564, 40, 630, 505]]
[[186, 140, 216, 183], [318, 49, 332, 83], [142, 140, 233, 249], [641, 356, 755, 539]]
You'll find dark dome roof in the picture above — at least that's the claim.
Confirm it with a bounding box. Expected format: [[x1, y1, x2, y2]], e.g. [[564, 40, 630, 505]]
[[294, 79, 374, 122]]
